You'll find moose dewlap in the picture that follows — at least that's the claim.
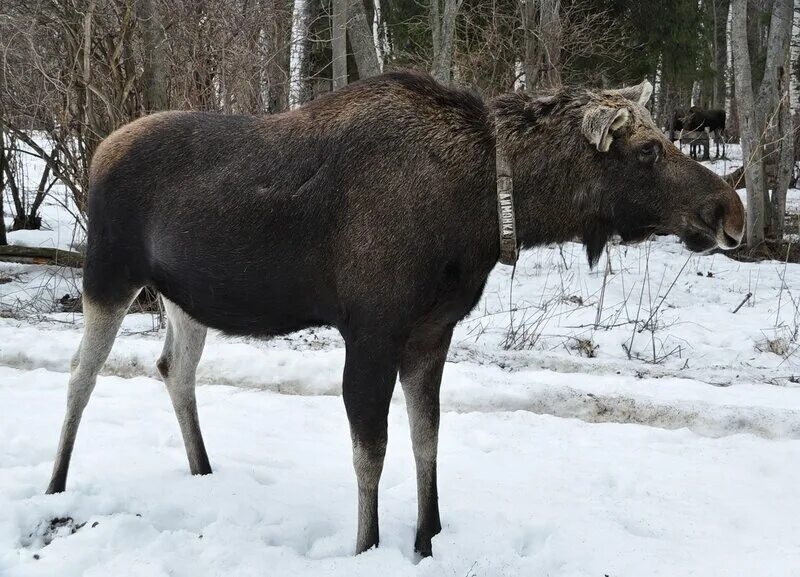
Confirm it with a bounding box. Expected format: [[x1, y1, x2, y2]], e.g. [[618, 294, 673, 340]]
[[46, 70, 743, 557]]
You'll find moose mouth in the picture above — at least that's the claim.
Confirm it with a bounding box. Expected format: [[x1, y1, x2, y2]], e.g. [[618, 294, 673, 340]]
[[681, 217, 741, 253]]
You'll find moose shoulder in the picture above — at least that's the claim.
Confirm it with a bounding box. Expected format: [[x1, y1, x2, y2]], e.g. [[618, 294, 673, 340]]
[[46, 71, 744, 557]]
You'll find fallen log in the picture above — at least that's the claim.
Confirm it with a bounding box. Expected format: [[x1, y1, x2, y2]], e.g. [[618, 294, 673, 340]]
[[0, 245, 83, 268]]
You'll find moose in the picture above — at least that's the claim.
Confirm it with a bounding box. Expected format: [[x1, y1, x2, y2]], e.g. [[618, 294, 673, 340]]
[[46, 71, 744, 557], [670, 106, 727, 160]]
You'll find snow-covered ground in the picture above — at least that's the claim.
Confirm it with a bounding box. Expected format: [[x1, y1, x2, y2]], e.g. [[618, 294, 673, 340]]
[[3, 143, 800, 575]]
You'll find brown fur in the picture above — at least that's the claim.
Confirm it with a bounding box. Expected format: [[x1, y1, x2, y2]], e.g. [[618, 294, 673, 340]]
[[90, 113, 178, 183]]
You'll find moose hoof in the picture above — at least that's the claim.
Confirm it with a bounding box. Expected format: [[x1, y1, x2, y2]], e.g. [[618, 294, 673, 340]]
[[414, 528, 441, 558], [355, 532, 379, 555], [414, 537, 433, 558], [45, 476, 66, 495]]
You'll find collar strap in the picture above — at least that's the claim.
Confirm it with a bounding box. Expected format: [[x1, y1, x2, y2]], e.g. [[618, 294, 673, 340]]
[[495, 123, 519, 266]]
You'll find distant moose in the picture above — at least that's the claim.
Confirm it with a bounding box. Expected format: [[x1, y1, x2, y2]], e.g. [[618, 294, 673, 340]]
[[46, 71, 744, 557], [669, 106, 727, 160]]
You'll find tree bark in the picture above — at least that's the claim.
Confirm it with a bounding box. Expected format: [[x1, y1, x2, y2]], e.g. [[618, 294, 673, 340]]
[[759, 0, 794, 240], [713, 0, 730, 110], [265, 0, 294, 113], [731, 0, 766, 247], [289, 0, 309, 107], [0, 118, 6, 247], [430, 0, 441, 72], [521, 0, 537, 92], [430, 0, 462, 84], [347, 0, 380, 79], [332, 0, 348, 89], [520, 0, 562, 91], [792, 0, 800, 119], [772, 87, 794, 238], [537, 0, 561, 89], [137, 0, 168, 112]]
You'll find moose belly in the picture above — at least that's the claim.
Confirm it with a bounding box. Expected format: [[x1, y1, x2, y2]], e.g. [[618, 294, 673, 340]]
[[147, 231, 337, 337]]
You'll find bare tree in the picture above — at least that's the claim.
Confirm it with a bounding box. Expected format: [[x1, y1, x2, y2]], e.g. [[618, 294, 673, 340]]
[[332, 0, 348, 89], [348, 0, 381, 78], [713, 0, 731, 110], [0, 118, 6, 246], [430, 0, 463, 83], [138, 0, 168, 112], [732, 0, 794, 247], [264, 0, 295, 113], [521, 0, 563, 91], [0, 59, 7, 245]]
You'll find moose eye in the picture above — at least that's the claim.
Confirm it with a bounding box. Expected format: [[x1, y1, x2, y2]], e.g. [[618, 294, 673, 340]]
[[638, 141, 660, 164]]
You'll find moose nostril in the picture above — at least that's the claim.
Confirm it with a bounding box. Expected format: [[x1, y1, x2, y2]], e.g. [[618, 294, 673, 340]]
[[723, 230, 740, 248], [722, 193, 745, 241]]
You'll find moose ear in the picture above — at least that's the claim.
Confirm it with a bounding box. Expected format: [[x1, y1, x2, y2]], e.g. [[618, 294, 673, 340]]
[[610, 79, 653, 106], [582, 106, 630, 152]]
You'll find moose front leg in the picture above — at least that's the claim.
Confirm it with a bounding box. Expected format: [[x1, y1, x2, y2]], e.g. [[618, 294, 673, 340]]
[[342, 336, 399, 554], [399, 324, 453, 557]]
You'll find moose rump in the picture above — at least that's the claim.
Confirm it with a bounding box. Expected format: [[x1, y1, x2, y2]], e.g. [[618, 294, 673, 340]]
[[85, 113, 345, 334]]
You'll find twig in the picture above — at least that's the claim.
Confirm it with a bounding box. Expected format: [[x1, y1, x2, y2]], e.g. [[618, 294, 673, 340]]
[[594, 248, 611, 328], [637, 255, 691, 334], [732, 292, 753, 314]]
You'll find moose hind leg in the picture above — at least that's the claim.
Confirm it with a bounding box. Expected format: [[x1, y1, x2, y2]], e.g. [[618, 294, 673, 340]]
[[158, 298, 211, 475], [47, 291, 139, 494], [399, 325, 453, 557], [342, 336, 399, 554]]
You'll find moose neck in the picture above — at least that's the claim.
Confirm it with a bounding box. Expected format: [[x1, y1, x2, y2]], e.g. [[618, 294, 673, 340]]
[[491, 97, 612, 267]]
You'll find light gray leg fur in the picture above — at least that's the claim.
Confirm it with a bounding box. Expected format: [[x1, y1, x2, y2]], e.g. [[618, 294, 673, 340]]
[[157, 298, 212, 475], [46, 292, 138, 494], [399, 325, 453, 557]]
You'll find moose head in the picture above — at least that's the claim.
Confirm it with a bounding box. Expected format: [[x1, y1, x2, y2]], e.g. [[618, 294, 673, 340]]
[[493, 80, 744, 265]]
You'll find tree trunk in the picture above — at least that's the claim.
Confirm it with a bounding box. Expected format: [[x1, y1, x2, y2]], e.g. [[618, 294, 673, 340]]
[[430, 0, 441, 72], [264, 0, 293, 113], [772, 88, 794, 238], [759, 0, 793, 240], [792, 0, 800, 119], [538, 0, 561, 89], [726, 4, 737, 137], [713, 0, 730, 110], [520, 0, 562, 91], [137, 0, 168, 112], [348, 0, 380, 79], [768, 0, 796, 239], [289, 0, 309, 107], [521, 0, 537, 92], [430, 0, 462, 83], [731, 0, 766, 247], [332, 0, 348, 89], [0, 119, 6, 247]]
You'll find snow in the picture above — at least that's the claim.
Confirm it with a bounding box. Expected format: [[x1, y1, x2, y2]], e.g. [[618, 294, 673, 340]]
[[2, 367, 800, 576], [3, 143, 800, 574]]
